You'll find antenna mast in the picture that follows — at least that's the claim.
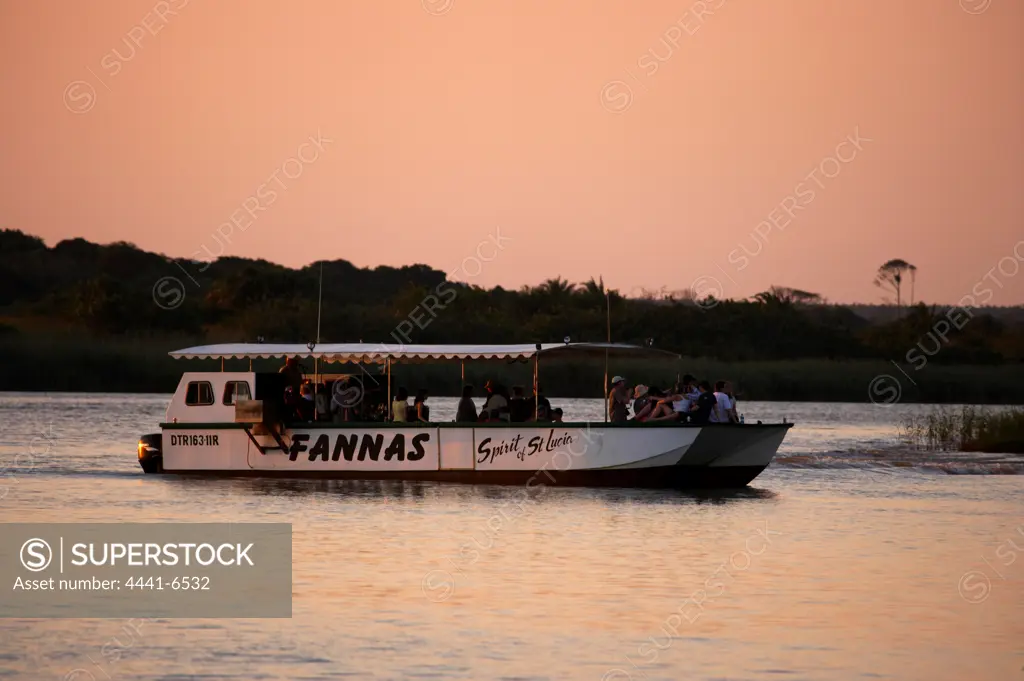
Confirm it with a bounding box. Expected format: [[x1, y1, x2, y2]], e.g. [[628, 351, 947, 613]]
[[316, 260, 324, 344]]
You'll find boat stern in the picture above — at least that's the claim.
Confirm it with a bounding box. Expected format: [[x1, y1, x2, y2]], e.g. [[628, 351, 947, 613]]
[[138, 433, 163, 474]]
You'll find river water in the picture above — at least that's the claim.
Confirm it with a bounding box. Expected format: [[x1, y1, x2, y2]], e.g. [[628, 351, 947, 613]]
[[0, 393, 1021, 680]]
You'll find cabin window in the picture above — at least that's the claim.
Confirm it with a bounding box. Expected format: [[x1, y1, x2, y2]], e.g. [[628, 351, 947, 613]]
[[185, 381, 214, 406], [223, 380, 251, 405]]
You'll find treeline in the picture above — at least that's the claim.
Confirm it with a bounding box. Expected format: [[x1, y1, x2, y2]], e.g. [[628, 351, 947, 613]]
[[2, 229, 1023, 399]]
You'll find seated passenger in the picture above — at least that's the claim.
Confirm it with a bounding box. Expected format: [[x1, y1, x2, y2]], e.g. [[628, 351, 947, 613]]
[[509, 386, 530, 422], [673, 375, 699, 414], [482, 380, 509, 421], [551, 407, 564, 423], [456, 385, 478, 422], [283, 385, 299, 419], [297, 383, 316, 421], [690, 381, 717, 424], [414, 389, 430, 422], [631, 385, 655, 422], [330, 378, 355, 422], [530, 385, 552, 421], [646, 383, 686, 421], [392, 387, 410, 422], [725, 381, 740, 422]]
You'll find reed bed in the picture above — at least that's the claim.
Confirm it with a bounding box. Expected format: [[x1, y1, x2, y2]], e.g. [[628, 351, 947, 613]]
[[900, 406, 1024, 453]]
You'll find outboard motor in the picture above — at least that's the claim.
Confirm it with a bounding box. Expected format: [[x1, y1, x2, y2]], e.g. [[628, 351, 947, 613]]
[[137, 433, 163, 473]]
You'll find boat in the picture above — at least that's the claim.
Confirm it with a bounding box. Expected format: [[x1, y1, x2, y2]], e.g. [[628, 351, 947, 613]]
[[137, 342, 793, 488]]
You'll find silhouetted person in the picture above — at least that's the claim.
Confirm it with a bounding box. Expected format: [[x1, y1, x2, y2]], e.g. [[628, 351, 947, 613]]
[[690, 381, 716, 424], [414, 389, 430, 422], [509, 386, 530, 422], [531, 385, 552, 421], [279, 357, 303, 393], [456, 385, 478, 422], [392, 386, 409, 422], [482, 380, 509, 421]]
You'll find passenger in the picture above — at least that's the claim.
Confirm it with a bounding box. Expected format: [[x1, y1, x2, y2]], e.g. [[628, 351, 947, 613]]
[[645, 386, 683, 422], [530, 385, 552, 421], [456, 385, 478, 422], [509, 386, 530, 422], [551, 407, 564, 423], [314, 384, 330, 421], [711, 380, 739, 423], [297, 383, 316, 421], [283, 385, 299, 419], [482, 380, 509, 421], [689, 381, 717, 424], [391, 387, 410, 422], [608, 375, 629, 422], [631, 384, 655, 422], [331, 378, 358, 422], [414, 389, 430, 422], [670, 375, 695, 412], [279, 357, 303, 393], [726, 381, 740, 422]]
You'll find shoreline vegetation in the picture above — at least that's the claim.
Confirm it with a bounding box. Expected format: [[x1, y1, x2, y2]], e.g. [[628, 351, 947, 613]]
[[900, 406, 1024, 453], [2, 229, 1023, 401], [3, 334, 1024, 403]]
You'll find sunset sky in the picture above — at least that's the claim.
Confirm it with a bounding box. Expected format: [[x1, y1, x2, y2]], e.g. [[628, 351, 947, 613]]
[[1, 0, 1022, 304]]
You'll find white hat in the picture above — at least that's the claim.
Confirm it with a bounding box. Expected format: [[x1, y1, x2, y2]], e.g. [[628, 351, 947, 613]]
[[612, 375, 626, 385], [633, 384, 649, 398]]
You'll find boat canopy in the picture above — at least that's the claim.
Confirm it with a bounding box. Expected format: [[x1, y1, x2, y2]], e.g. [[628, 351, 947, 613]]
[[169, 342, 679, 363]]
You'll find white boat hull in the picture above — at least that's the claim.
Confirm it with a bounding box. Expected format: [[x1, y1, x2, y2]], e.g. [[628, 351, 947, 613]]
[[147, 422, 792, 489]]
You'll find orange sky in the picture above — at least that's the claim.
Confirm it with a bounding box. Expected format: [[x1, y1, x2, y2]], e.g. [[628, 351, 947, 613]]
[[1, 0, 1022, 304]]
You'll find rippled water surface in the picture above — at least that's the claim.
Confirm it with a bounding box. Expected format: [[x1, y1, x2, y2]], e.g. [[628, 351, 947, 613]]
[[0, 393, 1021, 680]]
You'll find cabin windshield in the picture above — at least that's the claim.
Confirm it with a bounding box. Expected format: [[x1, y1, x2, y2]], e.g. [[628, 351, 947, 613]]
[[185, 381, 214, 406], [223, 380, 251, 405]]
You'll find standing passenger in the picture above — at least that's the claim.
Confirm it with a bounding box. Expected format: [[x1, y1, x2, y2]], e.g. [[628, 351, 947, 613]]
[[392, 387, 410, 422], [279, 357, 303, 393], [608, 376, 629, 422]]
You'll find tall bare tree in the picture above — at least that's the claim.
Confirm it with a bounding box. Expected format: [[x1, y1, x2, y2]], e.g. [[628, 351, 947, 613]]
[[908, 264, 917, 306], [874, 259, 916, 316]]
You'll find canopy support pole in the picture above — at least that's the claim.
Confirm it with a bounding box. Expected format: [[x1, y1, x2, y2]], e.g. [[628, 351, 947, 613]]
[[533, 352, 539, 421], [604, 290, 610, 422], [220, 357, 224, 372], [313, 356, 319, 421], [249, 358, 252, 371], [461, 360, 465, 385], [386, 357, 392, 420]]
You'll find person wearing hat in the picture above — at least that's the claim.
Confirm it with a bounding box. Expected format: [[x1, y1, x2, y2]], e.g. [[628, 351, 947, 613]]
[[608, 375, 630, 422]]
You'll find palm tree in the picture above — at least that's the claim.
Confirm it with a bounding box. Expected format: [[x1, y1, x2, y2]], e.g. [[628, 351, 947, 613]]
[[580, 276, 605, 298], [537, 277, 577, 299], [874, 259, 916, 317]]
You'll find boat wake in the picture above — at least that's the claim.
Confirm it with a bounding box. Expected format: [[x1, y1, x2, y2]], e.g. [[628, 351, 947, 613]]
[[775, 447, 1024, 475]]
